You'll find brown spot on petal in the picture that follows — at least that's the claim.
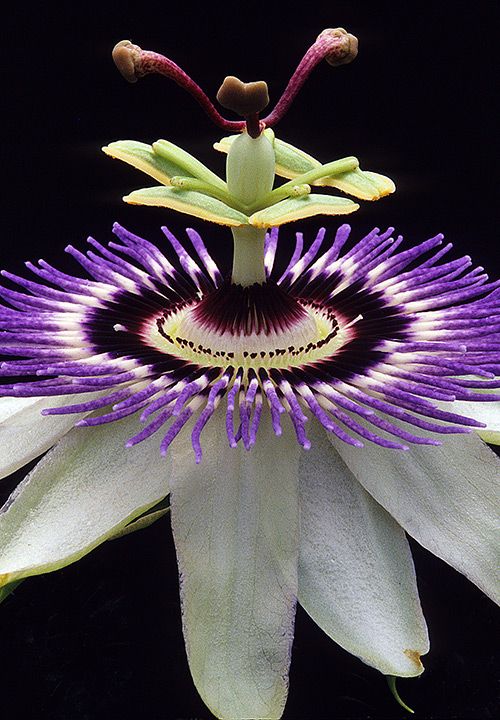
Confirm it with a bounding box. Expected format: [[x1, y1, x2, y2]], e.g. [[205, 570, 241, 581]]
[[404, 648, 424, 670]]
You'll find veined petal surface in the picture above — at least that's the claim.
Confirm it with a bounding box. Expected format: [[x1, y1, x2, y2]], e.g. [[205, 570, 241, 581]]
[[329, 431, 500, 604], [298, 420, 429, 676], [0, 414, 171, 587], [0, 394, 99, 480], [169, 409, 300, 720]]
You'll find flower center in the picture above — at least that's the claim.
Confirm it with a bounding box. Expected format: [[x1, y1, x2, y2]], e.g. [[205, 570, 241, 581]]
[[143, 281, 353, 370]]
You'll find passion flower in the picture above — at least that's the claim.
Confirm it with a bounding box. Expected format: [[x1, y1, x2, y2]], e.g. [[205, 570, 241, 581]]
[[0, 27, 498, 720]]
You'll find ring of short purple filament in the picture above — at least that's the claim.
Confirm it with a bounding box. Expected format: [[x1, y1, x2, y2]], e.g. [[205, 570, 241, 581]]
[[0, 222, 498, 463]]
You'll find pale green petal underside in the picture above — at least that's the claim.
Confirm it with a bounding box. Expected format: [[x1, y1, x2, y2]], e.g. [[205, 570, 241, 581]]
[[102, 140, 192, 186], [0, 414, 171, 588], [479, 429, 500, 445], [169, 409, 300, 720], [0, 579, 23, 605], [299, 422, 428, 677], [108, 498, 170, 541], [124, 186, 249, 226], [249, 194, 359, 227]]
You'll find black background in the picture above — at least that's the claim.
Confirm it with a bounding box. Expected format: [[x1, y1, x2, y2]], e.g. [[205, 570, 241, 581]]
[[1, 2, 499, 719]]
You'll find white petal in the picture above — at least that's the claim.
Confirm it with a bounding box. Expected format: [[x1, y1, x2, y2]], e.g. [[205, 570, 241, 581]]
[[329, 431, 500, 604], [0, 394, 99, 480], [298, 421, 428, 676], [169, 410, 300, 720], [0, 414, 170, 587]]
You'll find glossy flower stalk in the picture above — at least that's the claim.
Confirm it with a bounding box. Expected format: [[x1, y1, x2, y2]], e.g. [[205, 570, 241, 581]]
[[0, 222, 498, 465]]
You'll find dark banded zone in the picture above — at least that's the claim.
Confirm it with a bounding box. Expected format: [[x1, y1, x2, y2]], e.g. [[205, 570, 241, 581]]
[[192, 281, 309, 336], [0, 222, 498, 462]]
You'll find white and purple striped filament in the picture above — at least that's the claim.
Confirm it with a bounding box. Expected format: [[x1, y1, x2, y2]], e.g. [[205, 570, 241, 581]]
[[0, 222, 498, 462]]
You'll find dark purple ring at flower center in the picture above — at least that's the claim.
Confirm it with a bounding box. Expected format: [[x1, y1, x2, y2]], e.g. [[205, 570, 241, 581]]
[[0, 222, 498, 463], [192, 281, 310, 336]]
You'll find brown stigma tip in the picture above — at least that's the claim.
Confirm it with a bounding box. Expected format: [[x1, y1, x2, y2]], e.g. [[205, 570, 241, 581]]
[[216, 76, 270, 118], [317, 28, 359, 67], [112, 40, 143, 83]]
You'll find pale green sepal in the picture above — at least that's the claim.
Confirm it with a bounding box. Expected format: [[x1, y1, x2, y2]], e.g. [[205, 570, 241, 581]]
[[152, 139, 227, 191], [102, 140, 190, 186], [108, 499, 170, 541], [249, 194, 359, 227], [478, 429, 500, 445], [0, 579, 23, 605], [0, 414, 171, 588], [124, 186, 249, 226], [170, 409, 300, 720], [317, 167, 396, 200]]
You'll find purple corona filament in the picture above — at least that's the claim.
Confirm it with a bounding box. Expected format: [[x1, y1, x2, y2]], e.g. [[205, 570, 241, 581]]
[[0, 222, 498, 463]]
